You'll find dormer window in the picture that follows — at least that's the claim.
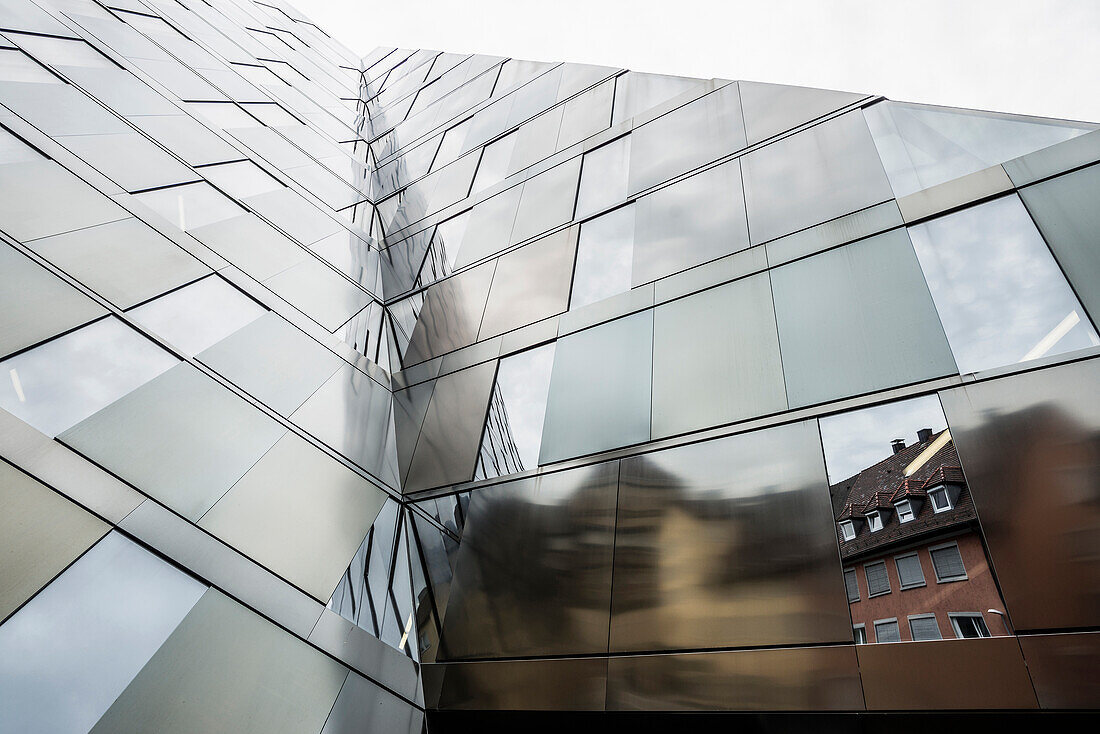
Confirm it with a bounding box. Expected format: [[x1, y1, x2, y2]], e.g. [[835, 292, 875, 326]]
[[866, 510, 883, 532], [840, 520, 856, 541], [929, 486, 953, 513], [895, 499, 915, 523]]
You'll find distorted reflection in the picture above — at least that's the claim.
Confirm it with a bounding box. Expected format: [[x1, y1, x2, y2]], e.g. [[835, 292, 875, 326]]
[[909, 195, 1099, 373], [420, 211, 471, 285], [820, 396, 1013, 644], [865, 100, 1096, 197], [569, 204, 635, 310], [0, 317, 176, 437], [475, 343, 556, 480]]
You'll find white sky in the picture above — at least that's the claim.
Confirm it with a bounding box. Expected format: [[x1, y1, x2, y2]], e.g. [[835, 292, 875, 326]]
[[293, 0, 1100, 123]]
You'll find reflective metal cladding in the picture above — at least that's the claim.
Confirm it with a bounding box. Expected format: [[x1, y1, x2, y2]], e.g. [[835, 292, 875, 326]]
[[2, 0, 1099, 726]]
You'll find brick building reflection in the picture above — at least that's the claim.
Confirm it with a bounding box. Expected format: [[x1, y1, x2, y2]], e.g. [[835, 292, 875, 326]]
[[830, 429, 1011, 643]]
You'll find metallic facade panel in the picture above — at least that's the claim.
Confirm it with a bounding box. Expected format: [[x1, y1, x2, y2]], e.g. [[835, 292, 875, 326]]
[[651, 272, 787, 439], [938, 357, 1100, 631], [1020, 162, 1100, 324], [478, 228, 575, 339], [321, 671, 424, 734], [198, 433, 388, 601], [0, 460, 108, 621], [540, 310, 653, 464], [405, 361, 497, 492], [439, 461, 618, 659], [24, 217, 210, 309], [432, 658, 608, 710], [771, 229, 958, 407], [451, 185, 523, 269], [606, 646, 864, 711], [308, 609, 422, 704], [262, 258, 374, 332], [90, 589, 349, 734], [632, 159, 750, 286], [404, 260, 496, 366], [509, 156, 581, 245], [197, 311, 344, 416], [628, 83, 746, 196], [290, 363, 398, 485], [60, 363, 286, 521], [0, 243, 107, 359], [611, 420, 852, 652], [856, 638, 1038, 710], [1018, 632, 1100, 709], [742, 110, 893, 245], [738, 80, 865, 145]]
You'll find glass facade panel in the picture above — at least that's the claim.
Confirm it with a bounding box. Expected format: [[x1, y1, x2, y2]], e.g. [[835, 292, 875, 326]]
[[575, 135, 630, 219], [475, 343, 556, 480], [570, 204, 635, 310], [908, 195, 1099, 374]]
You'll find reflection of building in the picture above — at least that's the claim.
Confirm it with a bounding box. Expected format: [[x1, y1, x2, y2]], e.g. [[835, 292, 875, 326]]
[[831, 430, 1010, 643]]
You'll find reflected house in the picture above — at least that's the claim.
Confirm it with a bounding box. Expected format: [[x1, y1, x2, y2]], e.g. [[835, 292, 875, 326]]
[[831, 429, 1010, 643]]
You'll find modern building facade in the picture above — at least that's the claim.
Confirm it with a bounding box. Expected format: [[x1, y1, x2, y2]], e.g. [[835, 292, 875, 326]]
[[1, 0, 1099, 730]]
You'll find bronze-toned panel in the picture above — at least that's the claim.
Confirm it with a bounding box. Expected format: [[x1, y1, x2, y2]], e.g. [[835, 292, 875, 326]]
[[611, 420, 852, 652], [1018, 632, 1100, 709], [432, 658, 607, 711], [439, 462, 618, 659], [606, 646, 864, 711], [939, 357, 1100, 631], [857, 638, 1038, 710]]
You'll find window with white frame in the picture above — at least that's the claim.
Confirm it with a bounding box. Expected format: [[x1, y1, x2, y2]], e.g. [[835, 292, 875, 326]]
[[949, 613, 991, 638], [864, 560, 891, 597], [840, 520, 856, 541], [930, 542, 967, 582], [853, 625, 867, 644], [873, 618, 900, 643], [895, 499, 915, 522], [929, 486, 953, 513], [908, 613, 942, 641], [895, 552, 926, 589], [844, 568, 860, 603], [866, 510, 883, 532]]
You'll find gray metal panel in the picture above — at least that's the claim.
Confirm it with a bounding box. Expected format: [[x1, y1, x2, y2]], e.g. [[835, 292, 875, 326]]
[[611, 420, 852, 652], [632, 159, 749, 286], [199, 433, 388, 602], [896, 164, 1014, 223], [1003, 128, 1100, 186], [0, 461, 108, 621], [262, 258, 373, 332], [290, 363, 397, 485], [739, 80, 866, 145], [939, 357, 1100, 631], [0, 532, 206, 734], [743, 110, 893, 245], [857, 637, 1038, 710], [540, 309, 653, 464], [451, 184, 522, 269], [59, 131, 197, 192], [1020, 162, 1100, 325], [439, 461, 618, 659], [433, 658, 608, 710], [575, 135, 630, 219], [651, 273, 787, 438], [405, 361, 496, 492], [393, 380, 436, 485], [0, 80, 131, 136], [764, 200, 903, 267], [404, 261, 495, 366], [606, 646, 864, 711], [478, 228, 575, 339], [509, 156, 581, 245], [771, 229, 957, 408], [1018, 632, 1100, 709], [0, 407, 144, 523], [0, 244, 107, 359], [244, 188, 345, 246], [60, 363, 286, 521], [308, 609, 422, 704], [188, 213, 308, 281], [90, 589, 348, 734], [321, 671, 424, 734], [197, 312, 343, 416], [628, 83, 746, 195], [25, 217, 210, 309]]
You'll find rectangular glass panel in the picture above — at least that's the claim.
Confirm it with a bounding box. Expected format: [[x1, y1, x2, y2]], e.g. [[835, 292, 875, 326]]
[[908, 195, 1099, 374], [475, 343, 556, 480], [540, 309, 652, 464], [509, 156, 580, 245], [570, 204, 635, 310], [575, 135, 630, 220]]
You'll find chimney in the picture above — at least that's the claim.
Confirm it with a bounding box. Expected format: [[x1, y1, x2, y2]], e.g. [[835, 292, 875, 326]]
[[891, 439, 906, 454], [917, 428, 933, 443]]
